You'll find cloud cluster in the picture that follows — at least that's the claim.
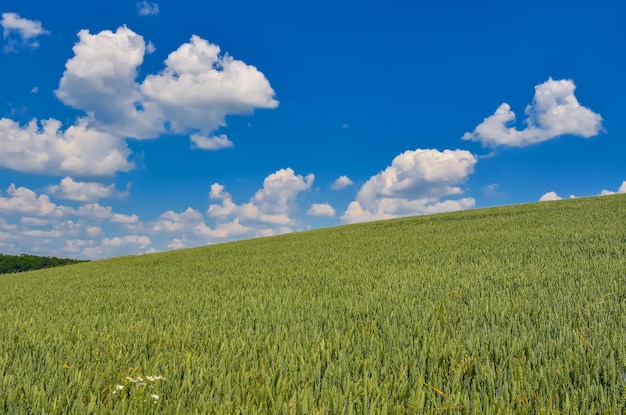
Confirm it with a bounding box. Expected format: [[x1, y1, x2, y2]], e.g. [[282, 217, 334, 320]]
[[0, 183, 150, 258], [0, 26, 277, 177], [151, 168, 316, 247], [1, 12, 49, 51], [56, 28, 278, 140], [206, 168, 313, 226], [0, 118, 133, 176], [463, 78, 603, 147], [341, 149, 477, 223]]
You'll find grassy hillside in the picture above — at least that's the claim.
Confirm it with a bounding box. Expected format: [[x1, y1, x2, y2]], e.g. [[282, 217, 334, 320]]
[[1, 195, 625, 414]]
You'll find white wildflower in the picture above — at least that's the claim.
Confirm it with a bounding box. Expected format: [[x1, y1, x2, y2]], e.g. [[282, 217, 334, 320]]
[[151, 394, 159, 401]]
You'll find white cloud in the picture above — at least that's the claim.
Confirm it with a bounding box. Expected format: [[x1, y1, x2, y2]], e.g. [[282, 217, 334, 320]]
[[539, 191, 562, 201], [153, 207, 204, 233], [141, 34, 278, 135], [250, 168, 314, 215], [307, 203, 336, 217], [53, 26, 277, 145], [168, 238, 185, 250], [111, 213, 140, 224], [331, 175, 353, 190], [47, 177, 127, 201], [0, 184, 157, 258], [1, 12, 49, 51], [190, 133, 234, 150], [55, 26, 163, 140], [137, 1, 160, 15], [0, 118, 133, 176], [21, 217, 49, 227], [155, 168, 313, 243], [207, 170, 314, 226], [86, 226, 103, 237], [72, 203, 113, 221], [463, 78, 603, 147], [103, 235, 151, 249], [341, 149, 477, 224], [0, 184, 67, 217], [22, 229, 61, 238], [600, 181, 626, 196]]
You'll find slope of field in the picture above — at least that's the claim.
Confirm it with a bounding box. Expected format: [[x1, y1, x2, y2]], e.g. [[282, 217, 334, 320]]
[[1, 195, 625, 414]]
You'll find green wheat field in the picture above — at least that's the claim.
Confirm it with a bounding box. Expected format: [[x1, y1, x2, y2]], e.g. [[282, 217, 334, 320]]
[[1, 195, 625, 414]]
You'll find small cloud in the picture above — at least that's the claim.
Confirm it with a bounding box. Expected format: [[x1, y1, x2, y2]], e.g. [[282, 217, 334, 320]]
[[331, 175, 353, 190], [307, 203, 335, 217], [190, 134, 234, 150], [137, 1, 160, 16], [342, 123, 349, 129], [168, 238, 185, 250], [1, 12, 49, 52], [30, 86, 39, 94], [146, 41, 156, 54], [482, 183, 500, 195], [539, 191, 562, 202], [600, 180, 626, 196]]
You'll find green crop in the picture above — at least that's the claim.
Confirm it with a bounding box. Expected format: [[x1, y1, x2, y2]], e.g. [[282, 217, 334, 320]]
[[1, 195, 625, 414]]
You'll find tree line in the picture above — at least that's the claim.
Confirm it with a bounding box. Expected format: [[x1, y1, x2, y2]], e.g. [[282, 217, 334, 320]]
[[0, 253, 88, 274]]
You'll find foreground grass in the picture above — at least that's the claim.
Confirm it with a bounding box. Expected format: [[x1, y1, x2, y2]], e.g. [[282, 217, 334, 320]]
[[1, 195, 625, 414]]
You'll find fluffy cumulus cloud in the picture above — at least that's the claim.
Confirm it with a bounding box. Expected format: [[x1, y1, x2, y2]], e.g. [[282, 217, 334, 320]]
[[463, 78, 603, 147], [137, 1, 159, 16], [250, 169, 314, 215], [307, 203, 336, 217], [55, 27, 277, 140], [206, 169, 314, 225], [1, 12, 49, 51], [55, 26, 163, 139], [539, 191, 562, 202], [331, 175, 354, 190], [140, 35, 278, 134], [47, 177, 128, 201], [0, 118, 133, 176], [341, 149, 477, 224]]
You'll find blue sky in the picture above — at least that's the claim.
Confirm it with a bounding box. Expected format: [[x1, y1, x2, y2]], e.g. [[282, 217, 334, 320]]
[[1, 0, 624, 258]]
